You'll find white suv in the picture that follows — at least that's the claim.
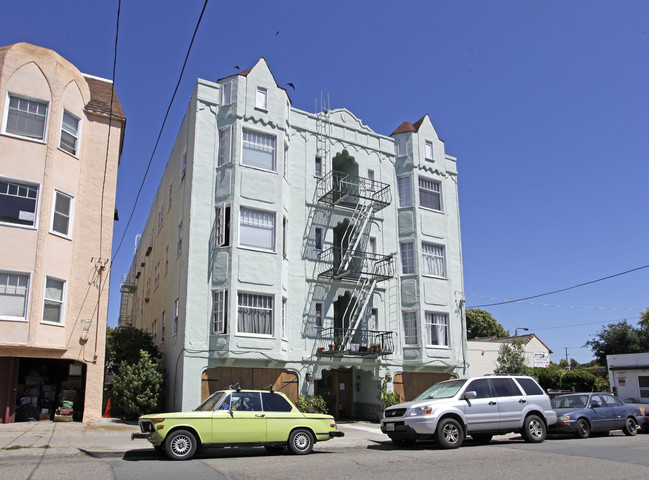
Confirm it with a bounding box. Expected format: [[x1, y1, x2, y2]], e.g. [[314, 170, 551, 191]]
[[381, 375, 557, 449]]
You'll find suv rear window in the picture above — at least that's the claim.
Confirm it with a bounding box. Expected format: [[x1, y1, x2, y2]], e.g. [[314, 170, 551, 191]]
[[491, 378, 522, 397], [515, 377, 544, 396]]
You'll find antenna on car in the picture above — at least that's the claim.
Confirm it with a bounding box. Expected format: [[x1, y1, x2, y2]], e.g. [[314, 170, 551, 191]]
[[229, 383, 241, 392]]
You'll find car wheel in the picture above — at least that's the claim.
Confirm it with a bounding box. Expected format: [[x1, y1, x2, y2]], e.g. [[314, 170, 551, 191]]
[[165, 429, 198, 461], [435, 418, 464, 449], [576, 418, 591, 439], [521, 414, 546, 443], [264, 445, 285, 455], [391, 438, 417, 447], [623, 417, 638, 436], [471, 433, 493, 444], [288, 429, 314, 455]]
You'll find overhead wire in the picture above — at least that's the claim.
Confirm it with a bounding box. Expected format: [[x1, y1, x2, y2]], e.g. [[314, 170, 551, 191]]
[[111, 0, 209, 263], [466, 294, 644, 311], [468, 263, 649, 308]]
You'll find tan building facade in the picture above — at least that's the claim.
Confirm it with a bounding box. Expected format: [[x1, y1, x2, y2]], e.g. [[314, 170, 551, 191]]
[[0, 43, 125, 423]]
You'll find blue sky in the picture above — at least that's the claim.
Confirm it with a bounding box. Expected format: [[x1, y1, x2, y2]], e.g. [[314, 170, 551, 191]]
[[3, 1, 648, 364]]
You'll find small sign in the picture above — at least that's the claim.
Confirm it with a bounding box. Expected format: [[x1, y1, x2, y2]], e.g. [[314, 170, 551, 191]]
[[533, 352, 550, 368], [618, 374, 626, 386]]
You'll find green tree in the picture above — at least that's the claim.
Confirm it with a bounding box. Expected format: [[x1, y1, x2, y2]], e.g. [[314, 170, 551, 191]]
[[465, 308, 509, 339], [640, 308, 649, 328], [585, 320, 649, 365], [296, 395, 329, 414], [494, 339, 528, 374], [105, 326, 161, 374], [111, 350, 164, 420]]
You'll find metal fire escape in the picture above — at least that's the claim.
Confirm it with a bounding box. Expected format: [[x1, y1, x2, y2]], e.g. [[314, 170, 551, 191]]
[[118, 274, 137, 327], [313, 115, 395, 355]]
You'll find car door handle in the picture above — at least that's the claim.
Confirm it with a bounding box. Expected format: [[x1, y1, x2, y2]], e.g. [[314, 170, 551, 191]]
[[255, 414, 265, 418], [488, 401, 497, 406], [519, 399, 527, 404]]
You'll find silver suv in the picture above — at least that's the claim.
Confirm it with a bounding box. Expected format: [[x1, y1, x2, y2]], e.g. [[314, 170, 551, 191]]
[[381, 375, 557, 449]]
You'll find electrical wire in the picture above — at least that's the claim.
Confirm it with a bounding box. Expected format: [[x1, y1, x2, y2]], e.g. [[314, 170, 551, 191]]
[[466, 294, 644, 311], [468, 263, 649, 308], [111, 0, 209, 263]]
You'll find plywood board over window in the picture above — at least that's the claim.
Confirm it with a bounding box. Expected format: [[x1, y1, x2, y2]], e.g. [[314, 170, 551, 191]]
[[201, 367, 298, 403], [392, 372, 452, 402]]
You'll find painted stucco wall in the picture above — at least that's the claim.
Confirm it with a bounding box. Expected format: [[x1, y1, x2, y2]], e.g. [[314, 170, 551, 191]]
[[607, 353, 649, 402], [467, 336, 552, 377], [0, 43, 123, 422]]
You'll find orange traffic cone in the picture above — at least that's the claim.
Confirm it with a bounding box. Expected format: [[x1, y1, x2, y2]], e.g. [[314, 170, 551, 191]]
[[103, 397, 111, 417]]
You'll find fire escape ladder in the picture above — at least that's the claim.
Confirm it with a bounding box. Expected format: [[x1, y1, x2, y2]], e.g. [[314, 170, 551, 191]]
[[340, 275, 378, 351], [339, 202, 373, 272]]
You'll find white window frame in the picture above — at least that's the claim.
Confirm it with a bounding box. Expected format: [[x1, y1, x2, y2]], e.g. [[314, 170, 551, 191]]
[[283, 144, 289, 179], [421, 242, 447, 278], [168, 181, 173, 211], [418, 177, 443, 212], [0, 270, 30, 322], [315, 156, 323, 177], [239, 207, 275, 252], [222, 82, 232, 105], [176, 220, 183, 257], [212, 289, 228, 334], [214, 204, 231, 248], [397, 175, 412, 207], [50, 189, 74, 238], [165, 245, 169, 275], [242, 128, 276, 172], [58, 109, 81, 156], [425, 140, 433, 161], [237, 291, 274, 337], [400, 241, 415, 275], [173, 297, 179, 336], [256, 87, 268, 110], [154, 262, 160, 290], [3, 93, 49, 142], [315, 302, 323, 328], [402, 310, 419, 346], [180, 149, 187, 181], [161, 310, 166, 342], [285, 100, 290, 123], [282, 297, 288, 340], [42, 275, 66, 325], [368, 236, 377, 255], [425, 312, 449, 347], [396, 137, 407, 157], [157, 205, 164, 234], [315, 227, 323, 251], [282, 216, 288, 258], [218, 125, 233, 166], [0, 178, 40, 229], [152, 319, 158, 344]]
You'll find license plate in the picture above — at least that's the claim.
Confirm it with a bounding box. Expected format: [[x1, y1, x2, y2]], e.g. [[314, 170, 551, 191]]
[[385, 423, 395, 432]]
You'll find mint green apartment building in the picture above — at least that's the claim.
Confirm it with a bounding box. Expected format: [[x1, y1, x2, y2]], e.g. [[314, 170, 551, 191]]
[[119, 59, 467, 419]]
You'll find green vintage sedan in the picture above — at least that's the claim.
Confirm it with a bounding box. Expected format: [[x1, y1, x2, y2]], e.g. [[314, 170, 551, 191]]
[[132, 387, 344, 460]]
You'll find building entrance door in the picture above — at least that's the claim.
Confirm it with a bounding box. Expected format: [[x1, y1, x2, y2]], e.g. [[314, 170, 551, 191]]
[[315, 369, 352, 419]]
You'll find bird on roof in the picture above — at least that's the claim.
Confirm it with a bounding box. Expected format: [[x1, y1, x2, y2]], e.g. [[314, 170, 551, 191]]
[[234, 66, 240, 71], [286, 83, 295, 91]]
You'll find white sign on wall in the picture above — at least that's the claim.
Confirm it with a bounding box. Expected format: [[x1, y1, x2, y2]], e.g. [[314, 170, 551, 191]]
[[534, 352, 550, 367]]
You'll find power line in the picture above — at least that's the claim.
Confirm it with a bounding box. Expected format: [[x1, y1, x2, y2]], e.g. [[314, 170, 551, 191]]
[[466, 294, 644, 311], [112, 0, 209, 262], [468, 263, 649, 308]]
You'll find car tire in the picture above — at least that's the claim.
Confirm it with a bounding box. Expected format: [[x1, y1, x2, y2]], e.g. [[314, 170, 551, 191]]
[[154, 444, 165, 455], [391, 438, 417, 447], [264, 445, 285, 455], [471, 433, 493, 444], [435, 418, 464, 449], [288, 429, 314, 455], [165, 429, 198, 461], [623, 417, 638, 436], [576, 418, 591, 439], [521, 414, 546, 443]]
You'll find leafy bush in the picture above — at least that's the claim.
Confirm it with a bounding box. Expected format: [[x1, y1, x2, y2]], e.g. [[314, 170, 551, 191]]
[[296, 395, 329, 414], [378, 372, 400, 409], [561, 369, 599, 392], [111, 350, 164, 420]]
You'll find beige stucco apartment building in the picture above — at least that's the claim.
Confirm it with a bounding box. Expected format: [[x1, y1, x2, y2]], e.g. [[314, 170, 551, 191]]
[[0, 43, 125, 423]]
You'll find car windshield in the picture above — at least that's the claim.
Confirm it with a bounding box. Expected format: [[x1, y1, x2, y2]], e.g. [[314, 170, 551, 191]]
[[194, 391, 225, 411], [416, 379, 467, 400], [551, 394, 588, 409]]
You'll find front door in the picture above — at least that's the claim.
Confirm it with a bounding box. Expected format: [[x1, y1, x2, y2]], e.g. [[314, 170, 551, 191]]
[[316, 370, 352, 419]]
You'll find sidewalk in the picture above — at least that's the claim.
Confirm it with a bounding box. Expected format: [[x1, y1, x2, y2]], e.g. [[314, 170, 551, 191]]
[[0, 418, 384, 458]]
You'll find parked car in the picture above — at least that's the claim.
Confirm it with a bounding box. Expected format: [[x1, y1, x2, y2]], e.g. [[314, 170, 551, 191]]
[[380, 375, 557, 449], [549, 393, 644, 438], [132, 387, 344, 460]]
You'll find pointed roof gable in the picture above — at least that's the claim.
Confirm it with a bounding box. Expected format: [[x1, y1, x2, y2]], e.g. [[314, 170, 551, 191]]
[[390, 115, 427, 136]]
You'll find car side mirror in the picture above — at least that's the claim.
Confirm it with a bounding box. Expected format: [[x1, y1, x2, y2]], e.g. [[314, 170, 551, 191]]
[[590, 401, 601, 409], [463, 391, 477, 400]]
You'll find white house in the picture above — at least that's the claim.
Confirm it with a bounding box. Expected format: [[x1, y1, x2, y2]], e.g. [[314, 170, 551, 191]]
[[467, 334, 552, 377], [607, 353, 649, 402]]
